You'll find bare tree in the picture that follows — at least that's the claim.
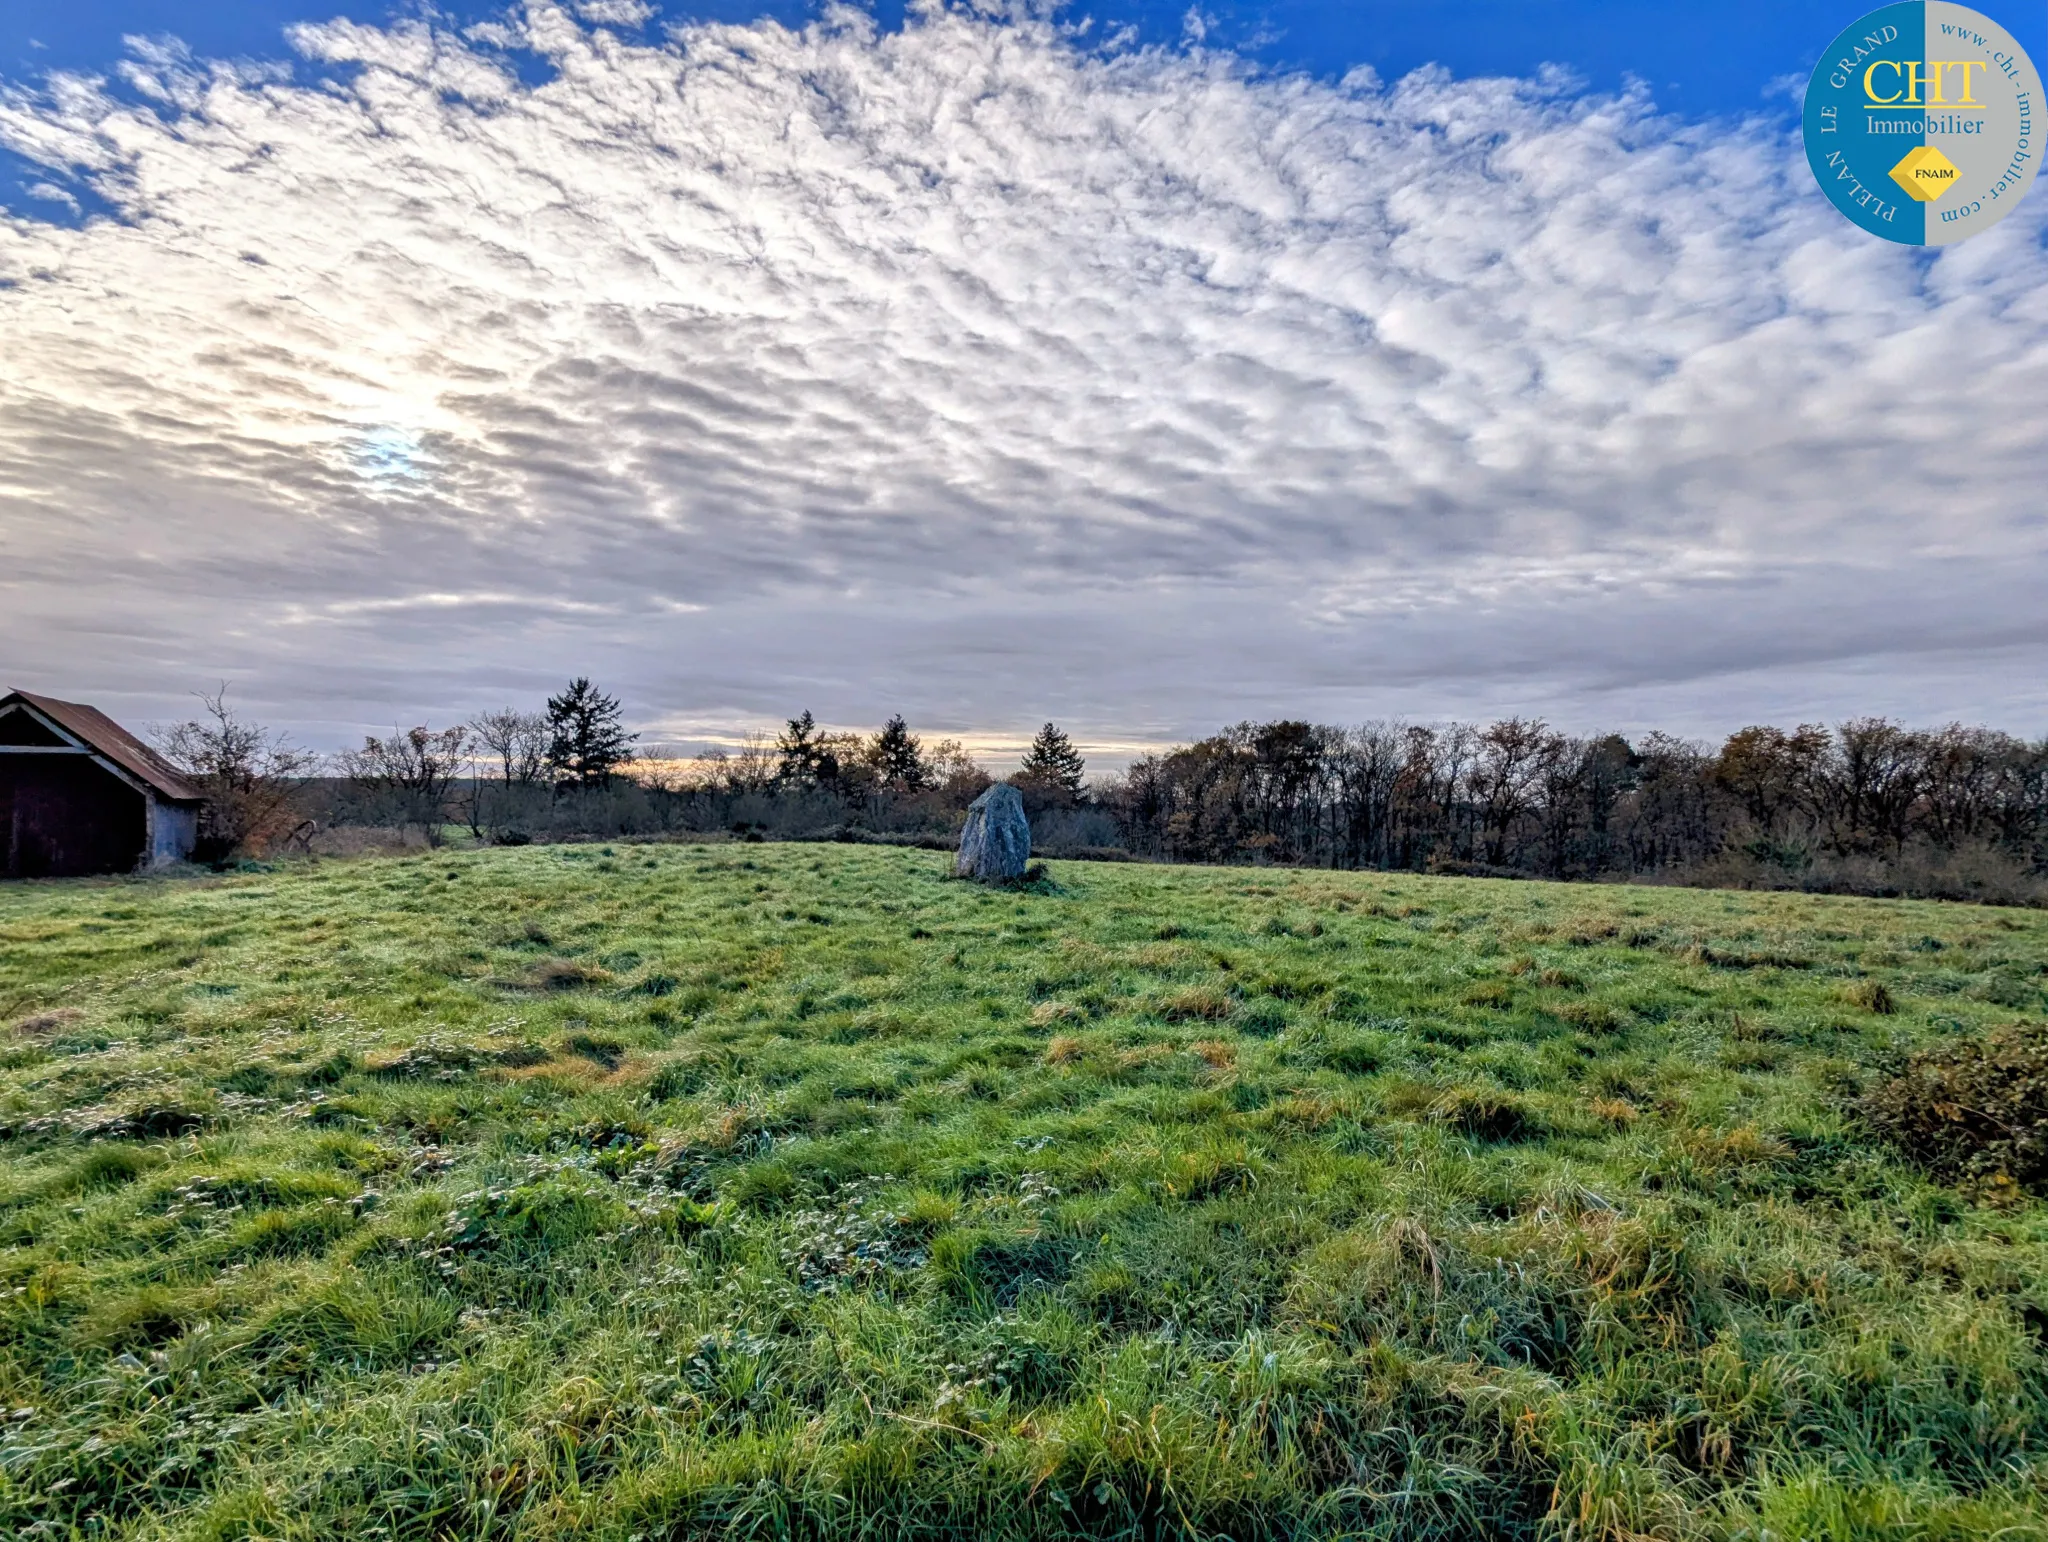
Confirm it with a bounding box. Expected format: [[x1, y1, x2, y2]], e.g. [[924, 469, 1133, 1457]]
[[1711, 725, 1831, 842], [925, 738, 991, 801], [468, 709, 549, 788], [1532, 735, 1590, 878], [339, 725, 470, 844], [726, 732, 780, 794], [1619, 733, 1714, 871], [463, 707, 548, 838], [154, 686, 318, 859], [1469, 718, 1556, 867], [1333, 722, 1405, 868], [1824, 717, 1926, 854]]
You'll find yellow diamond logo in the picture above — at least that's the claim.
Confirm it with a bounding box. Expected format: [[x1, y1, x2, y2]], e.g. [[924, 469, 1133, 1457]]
[[1890, 144, 1960, 202]]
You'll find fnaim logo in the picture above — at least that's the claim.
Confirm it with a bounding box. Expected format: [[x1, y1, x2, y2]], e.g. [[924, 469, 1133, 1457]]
[[1804, 3, 2040, 243]]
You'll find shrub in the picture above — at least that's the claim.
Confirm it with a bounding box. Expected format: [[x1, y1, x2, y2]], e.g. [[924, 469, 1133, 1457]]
[[1863, 1022, 2048, 1195]]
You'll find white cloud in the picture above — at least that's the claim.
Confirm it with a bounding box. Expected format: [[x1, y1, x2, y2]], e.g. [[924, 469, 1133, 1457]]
[[574, 0, 654, 24], [0, 3, 2044, 751]]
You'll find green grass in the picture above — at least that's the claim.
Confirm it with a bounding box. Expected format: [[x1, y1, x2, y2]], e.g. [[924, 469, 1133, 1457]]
[[2, 845, 2048, 1540]]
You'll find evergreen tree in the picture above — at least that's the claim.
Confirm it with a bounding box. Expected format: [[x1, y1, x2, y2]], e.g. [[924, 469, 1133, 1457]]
[[868, 714, 928, 791], [776, 710, 841, 788], [545, 678, 636, 787], [1020, 721, 1086, 800]]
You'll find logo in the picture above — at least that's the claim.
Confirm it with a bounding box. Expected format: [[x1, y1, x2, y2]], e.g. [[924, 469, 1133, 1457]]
[[1803, 3, 2040, 244]]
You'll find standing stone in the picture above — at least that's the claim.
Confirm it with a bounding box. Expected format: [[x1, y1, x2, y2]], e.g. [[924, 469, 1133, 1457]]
[[957, 782, 1031, 881]]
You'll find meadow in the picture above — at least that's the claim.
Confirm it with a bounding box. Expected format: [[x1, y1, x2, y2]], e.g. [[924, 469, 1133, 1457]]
[[2, 844, 2047, 1540]]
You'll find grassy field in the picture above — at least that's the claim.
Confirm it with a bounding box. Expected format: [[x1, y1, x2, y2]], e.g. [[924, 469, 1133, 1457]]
[[3, 846, 2048, 1540]]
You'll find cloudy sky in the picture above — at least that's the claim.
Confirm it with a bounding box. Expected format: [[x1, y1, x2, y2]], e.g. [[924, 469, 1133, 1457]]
[[3, 1, 2045, 764]]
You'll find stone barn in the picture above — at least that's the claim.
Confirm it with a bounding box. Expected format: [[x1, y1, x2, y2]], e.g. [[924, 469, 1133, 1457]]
[[0, 690, 205, 878]]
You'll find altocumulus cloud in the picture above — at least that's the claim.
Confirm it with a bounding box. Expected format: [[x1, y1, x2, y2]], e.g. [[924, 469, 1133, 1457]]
[[1, 1, 2045, 749]]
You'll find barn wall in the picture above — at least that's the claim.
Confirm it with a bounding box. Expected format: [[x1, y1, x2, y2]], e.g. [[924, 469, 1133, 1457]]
[[150, 800, 200, 866], [0, 755, 149, 878]]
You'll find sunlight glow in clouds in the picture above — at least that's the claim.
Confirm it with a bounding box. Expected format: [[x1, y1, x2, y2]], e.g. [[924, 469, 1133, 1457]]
[[1, 2, 2045, 747]]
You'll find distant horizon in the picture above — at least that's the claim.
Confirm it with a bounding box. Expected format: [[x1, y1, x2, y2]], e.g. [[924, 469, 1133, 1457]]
[[13, 675, 2045, 781]]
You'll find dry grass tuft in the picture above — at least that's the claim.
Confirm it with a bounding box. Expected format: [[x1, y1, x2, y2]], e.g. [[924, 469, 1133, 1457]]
[[1555, 1000, 1621, 1033], [1681, 1124, 1791, 1172], [1840, 979, 1897, 1014], [1159, 985, 1234, 1022], [1029, 1000, 1082, 1027], [9, 1007, 84, 1036], [1590, 1097, 1640, 1127]]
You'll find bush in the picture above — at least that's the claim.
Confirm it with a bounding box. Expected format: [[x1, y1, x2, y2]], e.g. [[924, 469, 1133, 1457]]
[[1863, 1022, 2048, 1196]]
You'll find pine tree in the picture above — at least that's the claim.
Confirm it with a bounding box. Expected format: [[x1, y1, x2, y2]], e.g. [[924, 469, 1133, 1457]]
[[545, 678, 636, 788], [869, 715, 928, 791], [1020, 722, 1086, 801], [776, 710, 841, 787]]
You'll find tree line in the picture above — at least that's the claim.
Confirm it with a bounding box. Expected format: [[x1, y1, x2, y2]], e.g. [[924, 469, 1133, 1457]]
[[1100, 718, 2048, 902], [155, 685, 2047, 902], [157, 683, 1104, 856]]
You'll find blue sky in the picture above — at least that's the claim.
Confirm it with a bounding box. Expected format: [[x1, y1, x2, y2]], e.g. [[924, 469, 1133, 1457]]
[[22, 1, 2036, 115], [2, 2, 2046, 755], [16, 1, 2046, 221]]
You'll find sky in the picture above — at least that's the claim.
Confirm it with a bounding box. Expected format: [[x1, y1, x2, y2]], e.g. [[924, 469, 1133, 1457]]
[[2, 1, 2046, 766]]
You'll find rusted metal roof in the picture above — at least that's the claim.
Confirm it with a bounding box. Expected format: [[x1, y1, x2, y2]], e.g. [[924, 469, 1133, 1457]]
[[2, 690, 207, 803]]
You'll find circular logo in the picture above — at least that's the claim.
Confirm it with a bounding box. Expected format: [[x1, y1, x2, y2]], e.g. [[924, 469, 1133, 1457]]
[[1804, 3, 2041, 244]]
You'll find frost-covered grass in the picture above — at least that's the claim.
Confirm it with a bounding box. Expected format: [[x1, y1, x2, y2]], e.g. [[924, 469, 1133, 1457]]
[[3, 845, 2047, 1540]]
